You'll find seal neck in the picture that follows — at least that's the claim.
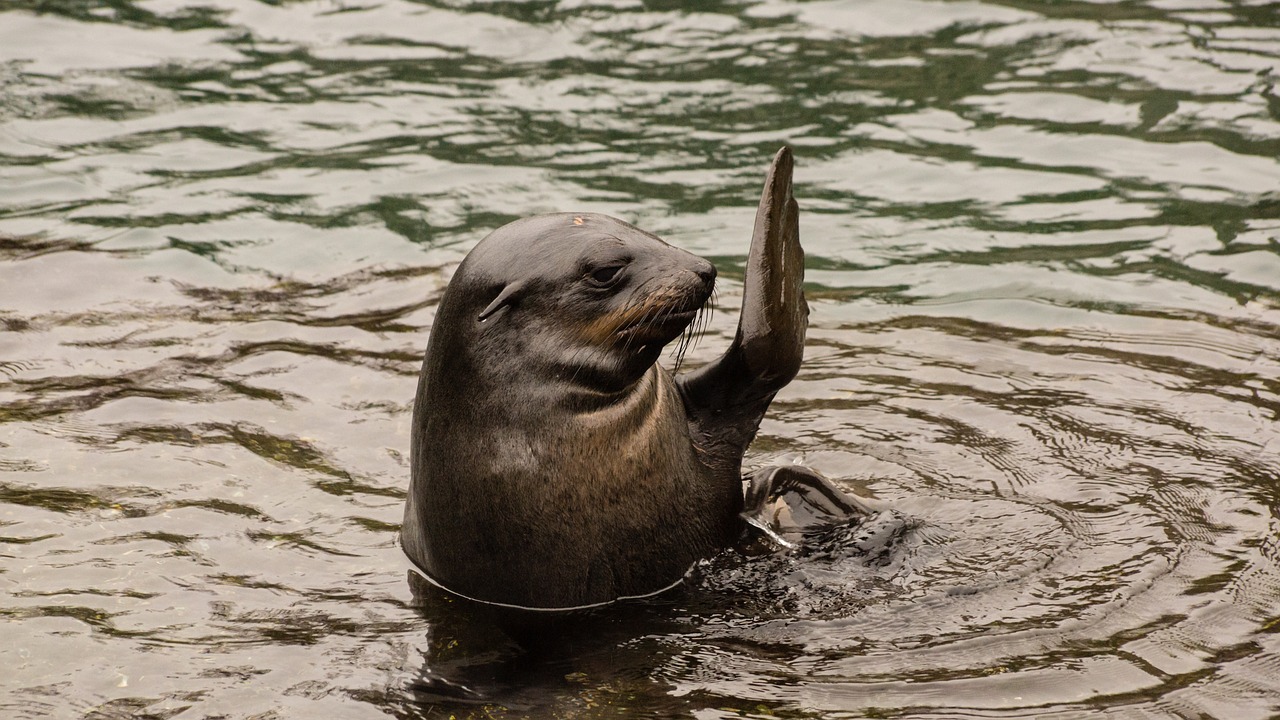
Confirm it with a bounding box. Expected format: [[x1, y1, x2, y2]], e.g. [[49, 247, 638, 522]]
[[556, 362, 666, 419], [543, 344, 659, 409]]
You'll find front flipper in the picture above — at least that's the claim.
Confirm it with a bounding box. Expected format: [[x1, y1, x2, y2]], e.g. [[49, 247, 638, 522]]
[[737, 145, 807, 395], [741, 466, 905, 565], [678, 146, 809, 471], [741, 466, 874, 549]]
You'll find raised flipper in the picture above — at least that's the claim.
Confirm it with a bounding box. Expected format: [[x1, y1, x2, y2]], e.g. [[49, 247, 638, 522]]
[[678, 146, 809, 475], [737, 146, 807, 397]]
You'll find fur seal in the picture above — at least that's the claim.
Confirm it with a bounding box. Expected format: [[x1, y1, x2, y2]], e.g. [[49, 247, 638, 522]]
[[402, 147, 814, 611]]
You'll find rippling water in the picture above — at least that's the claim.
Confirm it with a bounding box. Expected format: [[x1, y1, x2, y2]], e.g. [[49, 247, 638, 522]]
[[3, 0, 1279, 717]]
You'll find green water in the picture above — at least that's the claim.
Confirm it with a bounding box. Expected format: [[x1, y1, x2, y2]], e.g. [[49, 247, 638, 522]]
[[2, 0, 1279, 718]]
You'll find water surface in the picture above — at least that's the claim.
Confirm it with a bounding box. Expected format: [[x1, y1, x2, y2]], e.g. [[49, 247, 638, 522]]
[[3, 0, 1280, 717]]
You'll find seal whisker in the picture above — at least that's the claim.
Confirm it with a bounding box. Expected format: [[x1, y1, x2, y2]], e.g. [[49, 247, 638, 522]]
[[615, 300, 646, 357], [628, 295, 665, 357], [670, 312, 689, 371], [615, 276, 663, 351], [674, 290, 714, 373], [695, 295, 713, 346], [672, 329, 691, 372], [671, 302, 699, 372]]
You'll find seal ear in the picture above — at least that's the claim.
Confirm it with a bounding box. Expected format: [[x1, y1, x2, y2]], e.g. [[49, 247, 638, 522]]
[[478, 280, 526, 322]]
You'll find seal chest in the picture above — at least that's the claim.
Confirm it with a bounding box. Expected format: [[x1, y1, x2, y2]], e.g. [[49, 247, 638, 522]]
[[403, 148, 808, 613]]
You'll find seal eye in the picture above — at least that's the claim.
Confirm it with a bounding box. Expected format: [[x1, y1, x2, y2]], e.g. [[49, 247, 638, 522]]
[[587, 264, 624, 287]]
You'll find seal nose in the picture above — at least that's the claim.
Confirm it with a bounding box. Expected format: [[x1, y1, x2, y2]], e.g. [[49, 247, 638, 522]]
[[694, 260, 717, 289]]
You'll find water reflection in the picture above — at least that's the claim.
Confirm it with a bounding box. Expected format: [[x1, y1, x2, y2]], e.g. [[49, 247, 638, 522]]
[[2, 0, 1279, 717]]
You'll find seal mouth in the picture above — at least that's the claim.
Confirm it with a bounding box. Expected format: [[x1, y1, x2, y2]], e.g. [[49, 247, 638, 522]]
[[614, 300, 705, 347], [578, 280, 712, 362], [616, 297, 713, 374], [617, 307, 698, 336]]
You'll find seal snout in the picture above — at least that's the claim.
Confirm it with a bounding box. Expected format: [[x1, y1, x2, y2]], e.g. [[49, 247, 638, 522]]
[[692, 259, 717, 292]]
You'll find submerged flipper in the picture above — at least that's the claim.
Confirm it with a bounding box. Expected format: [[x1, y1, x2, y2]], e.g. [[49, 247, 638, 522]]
[[743, 466, 873, 534], [741, 466, 899, 561], [678, 146, 809, 472]]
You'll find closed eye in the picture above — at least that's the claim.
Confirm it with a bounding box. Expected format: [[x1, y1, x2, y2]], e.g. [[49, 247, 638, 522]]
[[587, 264, 624, 287]]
